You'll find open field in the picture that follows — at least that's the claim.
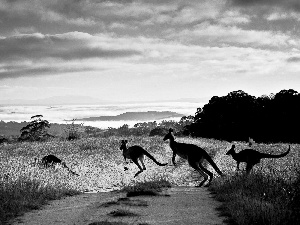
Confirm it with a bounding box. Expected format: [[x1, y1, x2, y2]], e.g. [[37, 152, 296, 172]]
[[1, 136, 299, 224]]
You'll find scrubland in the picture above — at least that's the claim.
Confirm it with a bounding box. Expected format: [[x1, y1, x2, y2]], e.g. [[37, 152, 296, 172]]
[[0, 136, 299, 224]]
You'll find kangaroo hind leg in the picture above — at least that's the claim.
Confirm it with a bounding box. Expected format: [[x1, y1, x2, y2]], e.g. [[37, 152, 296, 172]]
[[198, 163, 213, 187], [139, 155, 146, 170], [188, 159, 209, 187], [132, 158, 144, 178], [245, 163, 254, 174]]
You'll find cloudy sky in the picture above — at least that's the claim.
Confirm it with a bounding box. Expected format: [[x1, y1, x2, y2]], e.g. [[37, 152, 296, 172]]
[[1, 0, 300, 103]]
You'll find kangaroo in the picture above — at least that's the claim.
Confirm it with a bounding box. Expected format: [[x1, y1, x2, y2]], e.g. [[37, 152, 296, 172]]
[[41, 154, 79, 176], [163, 128, 223, 187], [226, 144, 290, 174], [120, 140, 168, 177], [248, 137, 255, 147]]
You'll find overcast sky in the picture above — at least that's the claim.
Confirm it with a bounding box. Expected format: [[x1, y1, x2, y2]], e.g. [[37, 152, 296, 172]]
[[1, 0, 300, 103]]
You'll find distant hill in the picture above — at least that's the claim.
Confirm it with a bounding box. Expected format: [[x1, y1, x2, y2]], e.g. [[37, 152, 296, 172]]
[[0, 121, 28, 136], [76, 111, 185, 121], [0, 95, 109, 105]]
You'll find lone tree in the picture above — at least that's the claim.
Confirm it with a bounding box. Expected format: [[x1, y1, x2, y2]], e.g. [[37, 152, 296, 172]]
[[19, 115, 51, 141]]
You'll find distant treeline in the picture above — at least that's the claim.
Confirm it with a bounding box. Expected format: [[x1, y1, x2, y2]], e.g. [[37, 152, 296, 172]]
[[188, 89, 300, 143], [77, 111, 184, 121], [0, 121, 27, 136]]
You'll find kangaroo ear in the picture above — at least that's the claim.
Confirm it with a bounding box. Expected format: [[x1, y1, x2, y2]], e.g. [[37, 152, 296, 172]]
[[169, 128, 173, 133]]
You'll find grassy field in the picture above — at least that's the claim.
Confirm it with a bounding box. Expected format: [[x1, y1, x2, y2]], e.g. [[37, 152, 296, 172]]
[[0, 136, 299, 224]]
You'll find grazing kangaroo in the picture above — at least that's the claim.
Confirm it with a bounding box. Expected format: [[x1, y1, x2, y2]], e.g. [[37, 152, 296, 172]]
[[248, 137, 255, 147], [120, 140, 168, 177], [41, 154, 79, 176], [226, 144, 290, 174], [163, 128, 223, 187]]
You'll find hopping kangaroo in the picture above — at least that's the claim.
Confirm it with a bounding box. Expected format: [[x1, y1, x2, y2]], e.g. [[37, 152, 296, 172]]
[[226, 144, 290, 174], [120, 140, 168, 177], [163, 128, 223, 187], [41, 154, 79, 176]]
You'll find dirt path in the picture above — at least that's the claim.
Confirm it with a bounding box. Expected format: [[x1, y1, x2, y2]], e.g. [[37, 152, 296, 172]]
[[10, 187, 227, 225]]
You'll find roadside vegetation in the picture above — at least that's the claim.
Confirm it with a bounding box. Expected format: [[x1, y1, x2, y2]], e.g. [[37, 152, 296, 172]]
[[209, 142, 300, 225]]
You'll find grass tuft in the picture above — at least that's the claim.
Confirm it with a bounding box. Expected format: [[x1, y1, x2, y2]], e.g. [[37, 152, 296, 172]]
[[108, 209, 139, 217], [88, 221, 129, 225], [120, 179, 171, 197]]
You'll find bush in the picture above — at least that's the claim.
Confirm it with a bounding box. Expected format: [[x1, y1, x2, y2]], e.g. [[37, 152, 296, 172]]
[[64, 119, 85, 140], [149, 127, 168, 136]]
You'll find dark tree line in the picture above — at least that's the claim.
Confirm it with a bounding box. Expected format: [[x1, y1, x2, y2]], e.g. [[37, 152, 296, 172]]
[[188, 89, 300, 143], [99, 116, 194, 137]]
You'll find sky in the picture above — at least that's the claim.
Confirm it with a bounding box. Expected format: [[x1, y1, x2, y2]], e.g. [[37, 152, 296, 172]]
[[1, 0, 300, 103]]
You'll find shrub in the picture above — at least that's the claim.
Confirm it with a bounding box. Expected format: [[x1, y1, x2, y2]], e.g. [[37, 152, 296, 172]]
[[64, 119, 85, 140]]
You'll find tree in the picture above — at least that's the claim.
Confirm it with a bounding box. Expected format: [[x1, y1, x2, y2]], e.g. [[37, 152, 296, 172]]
[[118, 124, 130, 136], [19, 115, 51, 141], [149, 127, 168, 136], [178, 116, 194, 136], [133, 121, 158, 135], [189, 89, 300, 143]]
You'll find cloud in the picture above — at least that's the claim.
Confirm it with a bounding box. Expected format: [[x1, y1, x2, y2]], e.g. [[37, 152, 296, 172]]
[[229, 0, 300, 12], [287, 56, 300, 63], [0, 63, 102, 79], [0, 32, 141, 62], [171, 1, 224, 25], [219, 10, 251, 24], [0, 0, 98, 27], [0, 0, 226, 32], [0, 31, 143, 79], [266, 11, 300, 21], [168, 23, 298, 49]]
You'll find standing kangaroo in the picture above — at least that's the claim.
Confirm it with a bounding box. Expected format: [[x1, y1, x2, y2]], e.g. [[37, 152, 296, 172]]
[[120, 140, 168, 177], [163, 128, 223, 187], [41, 154, 79, 176], [226, 144, 290, 174]]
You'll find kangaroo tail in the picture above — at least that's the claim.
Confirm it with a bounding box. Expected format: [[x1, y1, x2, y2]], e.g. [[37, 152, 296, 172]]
[[143, 150, 168, 166], [62, 162, 79, 176], [261, 145, 290, 159], [204, 152, 223, 176]]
